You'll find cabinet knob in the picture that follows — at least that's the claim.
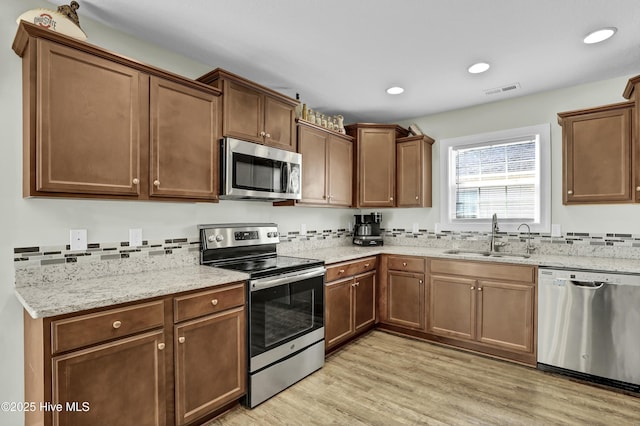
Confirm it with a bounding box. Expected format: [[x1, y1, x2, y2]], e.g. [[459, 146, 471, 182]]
[[112, 320, 122, 329], [415, 196, 419, 200], [322, 195, 327, 199], [419, 280, 423, 284], [260, 131, 266, 137], [132, 178, 139, 185], [157, 343, 165, 350], [470, 286, 475, 290], [478, 287, 483, 291], [339, 269, 345, 274], [390, 197, 394, 201], [265, 133, 271, 138], [153, 180, 160, 187], [402, 262, 407, 266], [178, 336, 186, 344], [567, 190, 573, 195], [354, 282, 360, 286], [211, 299, 219, 306], [364, 263, 370, 268], [636, 186, 640, 192]]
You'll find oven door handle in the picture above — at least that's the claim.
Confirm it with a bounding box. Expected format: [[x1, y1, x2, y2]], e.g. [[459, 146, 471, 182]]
[[249, 266, 326, 291]]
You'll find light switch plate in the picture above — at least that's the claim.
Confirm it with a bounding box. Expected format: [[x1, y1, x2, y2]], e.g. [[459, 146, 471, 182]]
[[129, 228, 143, 247], [70, 229, 87, 251]]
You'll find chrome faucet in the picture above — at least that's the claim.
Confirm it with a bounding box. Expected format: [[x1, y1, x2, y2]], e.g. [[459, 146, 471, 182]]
[[518, 223, 535, 254], [489, 213, 502, 252]]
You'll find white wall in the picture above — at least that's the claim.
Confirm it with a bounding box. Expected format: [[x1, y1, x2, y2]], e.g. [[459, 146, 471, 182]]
[[394, 75, 639, 234]]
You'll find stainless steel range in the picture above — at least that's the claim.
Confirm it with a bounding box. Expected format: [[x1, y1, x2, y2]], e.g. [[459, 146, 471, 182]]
[[199, 223, 325, 407]]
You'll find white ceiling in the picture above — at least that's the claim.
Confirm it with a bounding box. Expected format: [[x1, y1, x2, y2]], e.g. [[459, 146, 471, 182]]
[[56, 0, 640, 123]]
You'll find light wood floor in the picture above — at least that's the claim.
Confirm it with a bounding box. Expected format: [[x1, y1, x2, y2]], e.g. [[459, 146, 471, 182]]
[[208, 330, 640, 425]]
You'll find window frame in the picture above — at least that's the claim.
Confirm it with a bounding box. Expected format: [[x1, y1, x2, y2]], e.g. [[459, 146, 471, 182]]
[[439, 123, 551, 233]]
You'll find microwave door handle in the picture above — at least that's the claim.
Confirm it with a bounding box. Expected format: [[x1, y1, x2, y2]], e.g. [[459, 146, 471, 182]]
[[281, 162, 290, 194]]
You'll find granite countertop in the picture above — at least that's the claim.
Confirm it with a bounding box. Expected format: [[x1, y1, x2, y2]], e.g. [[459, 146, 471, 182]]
[[16, 265, 249, 319], [16, 245, 640, 320], [293, 245, 640, 274]]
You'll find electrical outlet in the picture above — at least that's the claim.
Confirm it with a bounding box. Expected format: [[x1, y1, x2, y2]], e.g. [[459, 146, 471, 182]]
[[412, 223, 419, 233], [434, 223, 442, 233], [300, 224, 307, 235], [70, 229, 87, 251], [129, 228, 143, 247], [551, 224, 562, 237]]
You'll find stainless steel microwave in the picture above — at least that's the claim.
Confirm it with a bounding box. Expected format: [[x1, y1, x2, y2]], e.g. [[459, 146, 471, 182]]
[[220, 137, 302, 200]]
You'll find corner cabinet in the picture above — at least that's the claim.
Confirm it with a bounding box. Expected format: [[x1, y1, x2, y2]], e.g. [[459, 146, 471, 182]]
[[295, 120, 353, 206], [13, 21, 222, 202], [396, 135, 435, 207], [345, 123, 409, 207], [427, 258, 537, 365], [558, 101, 635, 204], [197, 68, 298, 151], [378, 255, 426, 331]]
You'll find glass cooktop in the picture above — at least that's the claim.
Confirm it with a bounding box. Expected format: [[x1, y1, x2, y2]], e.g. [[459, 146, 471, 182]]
[[212, 255, 324, 279]]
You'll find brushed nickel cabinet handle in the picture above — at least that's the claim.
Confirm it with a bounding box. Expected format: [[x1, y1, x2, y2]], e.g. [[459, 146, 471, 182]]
[[354, 282, 360, 286], [419, 280, 423, 284], [636, 186, 640, 191], [132, 178, 139, 185], [470, 286, 475, 290], [112, 320, 122, 329], [260, 131, 266, 137], [415, 196, 419, 200], [157, 343, 165, 350], [567, 190, 573, 195], [364, 263, 370, 268], [153, 180, 160, 186], [478, 287, 483, 291], [390, 197, 394, 201], [265, 133, 271, 138], [339, 269, 345, 274], [178, 336, 185, 344], [403, 262, 407, 267], [211, 299, 219, 306]]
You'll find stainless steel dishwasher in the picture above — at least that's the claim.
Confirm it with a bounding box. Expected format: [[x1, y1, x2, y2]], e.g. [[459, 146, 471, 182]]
[[538, 267, 640, 392]]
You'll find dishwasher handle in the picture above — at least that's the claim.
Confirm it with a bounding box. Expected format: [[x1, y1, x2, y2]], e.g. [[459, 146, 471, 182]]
[[568, 279, 605, 289]]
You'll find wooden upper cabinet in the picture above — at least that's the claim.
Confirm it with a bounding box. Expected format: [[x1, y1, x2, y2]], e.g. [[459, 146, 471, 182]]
[[35, 39, 145, 196], [558, 101, 635, 204], [346, 123, 408, 207], [295, 121, 353, 206], [150, 77, 221, 200], [198, 68, 298, 151], [13, 22, 223, 202], [396, 135, 435, 208]]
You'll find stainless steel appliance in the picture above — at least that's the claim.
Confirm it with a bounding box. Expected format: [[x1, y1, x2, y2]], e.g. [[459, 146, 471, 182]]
[[199, 223, 325, 407], [220, 137, 302, 200], [353, 212, 383, 246], [538, 267, 640, 392]]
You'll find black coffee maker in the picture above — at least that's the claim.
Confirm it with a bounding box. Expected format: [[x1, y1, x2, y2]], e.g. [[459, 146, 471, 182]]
[[353, 212, 383, 246]]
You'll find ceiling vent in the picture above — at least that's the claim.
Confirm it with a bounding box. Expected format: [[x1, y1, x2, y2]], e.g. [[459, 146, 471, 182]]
[[484, 82, 521, 96]]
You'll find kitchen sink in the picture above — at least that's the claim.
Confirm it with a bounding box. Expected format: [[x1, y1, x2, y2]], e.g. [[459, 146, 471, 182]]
[[444, 249, 530, 259]]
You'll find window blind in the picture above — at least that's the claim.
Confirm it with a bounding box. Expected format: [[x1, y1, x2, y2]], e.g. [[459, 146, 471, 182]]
[[453, 138, 537, 220]]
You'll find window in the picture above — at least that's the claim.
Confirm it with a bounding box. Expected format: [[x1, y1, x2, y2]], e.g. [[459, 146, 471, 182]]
[[440, 124, 551, 232]]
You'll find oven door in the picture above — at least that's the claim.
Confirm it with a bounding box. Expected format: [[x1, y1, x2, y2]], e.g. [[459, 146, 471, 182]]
[[248, 266, 325, 372], [221, 137, 301, 200]]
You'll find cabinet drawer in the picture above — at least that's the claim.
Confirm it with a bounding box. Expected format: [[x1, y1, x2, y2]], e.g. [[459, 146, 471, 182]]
[[429, 259, 535, 283], [387, 256, 425, 273], [174, 282, 245, 323], [51, 300, 165, 354], [326, 256, 377, 282]]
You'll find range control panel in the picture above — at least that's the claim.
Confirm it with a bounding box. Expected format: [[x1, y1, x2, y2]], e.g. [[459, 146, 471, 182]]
[[199, 223, 279, 249]]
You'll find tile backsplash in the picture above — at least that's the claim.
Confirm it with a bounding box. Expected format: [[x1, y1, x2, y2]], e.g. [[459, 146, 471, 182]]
[[13, 227, 640, 287]]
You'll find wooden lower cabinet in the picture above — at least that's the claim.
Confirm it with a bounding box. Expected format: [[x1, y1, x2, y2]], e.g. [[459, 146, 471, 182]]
[[427, 258, 537, 364], [23, 282, 247, 426], [174, 307, 245, 426], [52, 330, 166, 426], [325, 264, 376, 351], [387, 271, 425, 331]]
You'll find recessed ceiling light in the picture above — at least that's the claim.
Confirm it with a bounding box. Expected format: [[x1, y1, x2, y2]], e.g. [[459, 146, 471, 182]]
[[386, 86, 404, 95], [583, 27, 617, 44], [468, 62, 490, 74]]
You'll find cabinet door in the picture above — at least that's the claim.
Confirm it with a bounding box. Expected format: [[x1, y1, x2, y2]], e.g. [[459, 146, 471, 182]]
[[357, 127, 395, 207], [222, 80, 263, 143], [476, 280, 534, 353], [563, 106, 633, 203], [325, 278, 354, 349], [396, 139, 422, 207], [37, 40, 144, 196], [264, 96, 296, 151], [298, 125, 328, 204], [150, 77, 220, 200], [328, 136, 353, 206], [174, 307, 246, 426], [353, 271, 376, 332], [52, 330, 166, 426], [387, 271, 425, 330], [428, 275, 476, 340]]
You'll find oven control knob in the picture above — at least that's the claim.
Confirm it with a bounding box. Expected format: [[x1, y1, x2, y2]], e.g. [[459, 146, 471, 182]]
[[215, 234, 224, 242], [208, 234, 224, 243]]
